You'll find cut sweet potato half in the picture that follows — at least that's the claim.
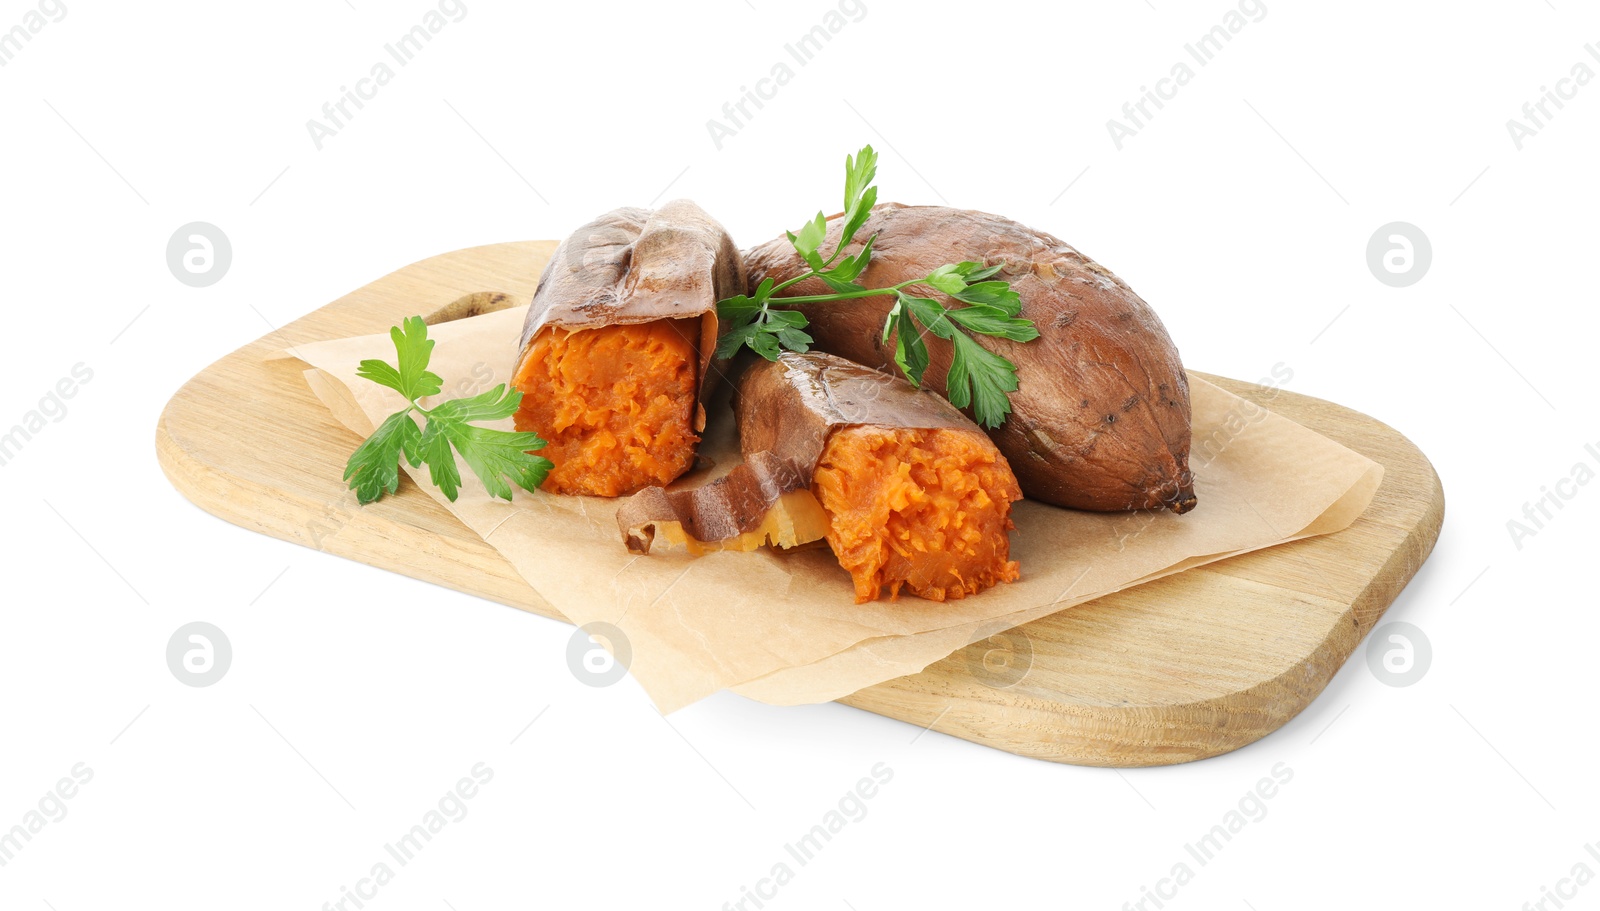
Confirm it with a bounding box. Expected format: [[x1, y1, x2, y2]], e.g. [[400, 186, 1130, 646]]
[[618, 352, 1023, 603], [512, 201, 744, 497]]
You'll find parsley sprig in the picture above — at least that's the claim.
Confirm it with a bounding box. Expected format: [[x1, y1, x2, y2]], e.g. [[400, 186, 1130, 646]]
[[344, 316, 553, 504], [715, 145, 1040, 428]]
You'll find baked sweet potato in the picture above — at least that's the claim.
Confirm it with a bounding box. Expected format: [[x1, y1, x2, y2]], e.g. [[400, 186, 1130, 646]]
[[618, 352, 1023, 603], [513, 201, 744, 497], [743, 204, 1195, 514]]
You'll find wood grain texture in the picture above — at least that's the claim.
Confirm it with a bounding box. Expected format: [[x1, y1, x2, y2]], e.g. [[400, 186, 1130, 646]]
[[155, 240, 1444, 767]]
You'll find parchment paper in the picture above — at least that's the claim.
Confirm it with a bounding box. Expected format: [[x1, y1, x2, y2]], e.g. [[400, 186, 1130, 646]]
[[280, 304, 1382, 713]]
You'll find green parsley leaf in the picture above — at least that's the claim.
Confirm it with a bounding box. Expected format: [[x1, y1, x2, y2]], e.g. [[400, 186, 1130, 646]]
[[344, 320, 552, 505], [824, 233, 876, 286], [775, 326, 814, 351], [762, 309, 809, 328], [843, 145, 878, 215], [946, 305, 1041, 342], [421, 393, 551, 502], [833, 145, 880, 256], [355, 316, 443, 401], [952, 280, 1023, 316], [923, 264, 968, 295], [353, 358, 406, 397], [416, 418, 464, 502], [788, 212, 829, 270], [959, 263, 1004, 282], [900, 293, 956, 340], [747, 329, 782, 360], [714, 321, 765, 360], [817, 233, 875, 294], [837, 185, 878, 254], [425, 383, 523, 425], [888, 295, 931, 386], [717, 293, 764, 324], [947, 332, 1020, 429], [344, 410, 424, 505]]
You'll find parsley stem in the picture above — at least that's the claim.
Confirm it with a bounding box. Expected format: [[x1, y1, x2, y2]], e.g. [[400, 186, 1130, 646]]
[[763, 277, 923, 307], [766, 271, 813, 297], [764, 234, 867, 298]]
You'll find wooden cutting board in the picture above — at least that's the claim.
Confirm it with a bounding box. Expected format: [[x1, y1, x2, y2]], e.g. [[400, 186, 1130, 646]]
[[155, 240, 1444, 767]]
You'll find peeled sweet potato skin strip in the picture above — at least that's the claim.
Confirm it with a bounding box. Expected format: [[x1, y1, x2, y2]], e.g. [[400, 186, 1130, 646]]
[[615, 451, 830, 555]]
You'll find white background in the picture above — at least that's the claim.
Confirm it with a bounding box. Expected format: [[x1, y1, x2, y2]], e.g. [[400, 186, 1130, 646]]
[[3, 0, 1598, 908]]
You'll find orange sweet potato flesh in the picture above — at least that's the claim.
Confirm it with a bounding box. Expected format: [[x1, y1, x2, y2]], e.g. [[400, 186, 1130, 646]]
[[513, 318, 701, 498], [814, 426, 1021, 603], [512, 201, 744, 497]]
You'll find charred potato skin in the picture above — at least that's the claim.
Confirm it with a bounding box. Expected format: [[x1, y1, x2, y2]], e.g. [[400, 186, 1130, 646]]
[[743, 204, 1195, 513]]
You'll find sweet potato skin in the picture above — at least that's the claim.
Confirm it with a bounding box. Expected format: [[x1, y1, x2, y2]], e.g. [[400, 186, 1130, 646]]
[[734, 350, 975, 478], [743, 204, 1194, 513], [615, 450, 828, 555]]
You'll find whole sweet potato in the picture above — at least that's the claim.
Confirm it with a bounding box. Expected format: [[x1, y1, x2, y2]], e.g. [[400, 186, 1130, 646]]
[[743, 204, 1195, 513]]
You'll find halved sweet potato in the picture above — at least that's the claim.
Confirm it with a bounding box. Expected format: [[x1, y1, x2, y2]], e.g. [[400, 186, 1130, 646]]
[[513, 201, 744, 497], [618, 352, 1023, 603], [743, 203, 1195, 514]]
